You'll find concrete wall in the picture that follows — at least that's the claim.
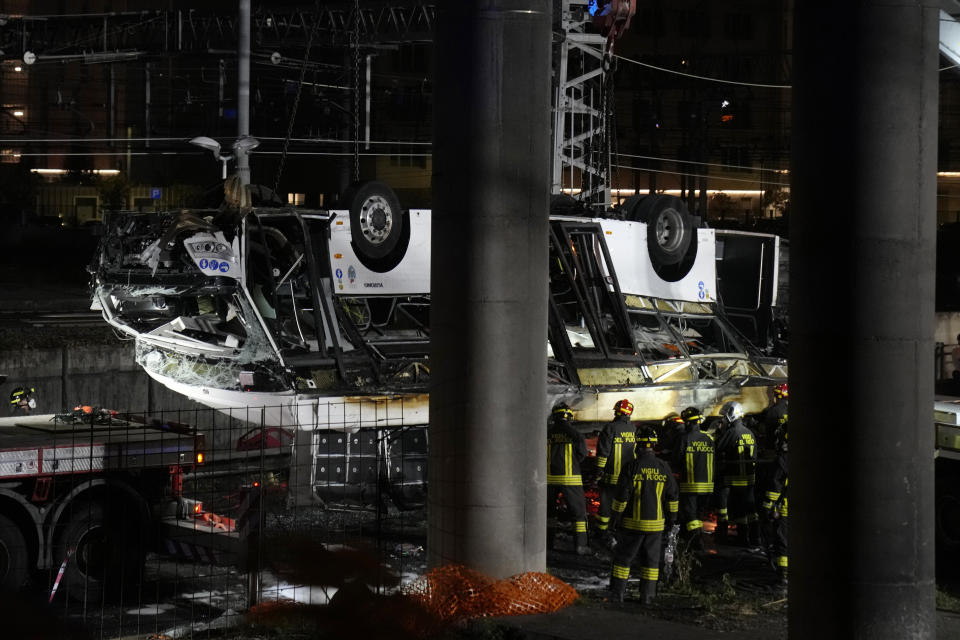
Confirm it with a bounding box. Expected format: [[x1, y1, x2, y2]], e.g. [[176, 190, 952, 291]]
[[0, 343, 247, 451]]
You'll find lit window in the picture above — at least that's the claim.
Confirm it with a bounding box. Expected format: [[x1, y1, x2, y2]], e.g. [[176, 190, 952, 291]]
[[12, 110, 24, 117], [287, 193, 305, 206], [13, 66, 22, 72]]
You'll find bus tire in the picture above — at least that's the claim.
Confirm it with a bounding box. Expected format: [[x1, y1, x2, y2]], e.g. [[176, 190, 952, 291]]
[[346, 181, 405, 261], [633, 195, 693, 267]]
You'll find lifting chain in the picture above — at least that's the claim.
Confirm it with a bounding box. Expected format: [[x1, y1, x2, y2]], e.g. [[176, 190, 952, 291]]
[[352, 0, 361, 182], [273, 2, 321, 197], [604, 55, 618, 200]]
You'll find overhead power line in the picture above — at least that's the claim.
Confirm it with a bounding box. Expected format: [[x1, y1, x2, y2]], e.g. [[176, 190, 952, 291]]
[[613, 163, 790, 188], [617, 152, 788, 174], [614, 54, 792, 89]]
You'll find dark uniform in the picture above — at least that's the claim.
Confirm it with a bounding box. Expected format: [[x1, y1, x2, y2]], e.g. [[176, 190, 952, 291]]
[[547, 407, 589, 553], [674, 412, 714, 549], [762, 440, 789, 583], [760, 396, 788, 450], [594, 413, 636, 534], [609, 431, 679, 603], [716, 417, 759, 545]]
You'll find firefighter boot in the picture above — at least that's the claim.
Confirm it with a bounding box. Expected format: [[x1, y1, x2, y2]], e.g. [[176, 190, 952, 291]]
[[682, 526, 704, 552], [715, 520, 728, 544], [575, 531, 591, 556], [640, 579, 657, 605], [748, 520, 762, 549], [735, 522, 750, 547], [608, 576, 626, 603]]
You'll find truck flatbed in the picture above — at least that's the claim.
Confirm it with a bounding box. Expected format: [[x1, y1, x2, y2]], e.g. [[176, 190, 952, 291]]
[[0, 413, 201, 480]]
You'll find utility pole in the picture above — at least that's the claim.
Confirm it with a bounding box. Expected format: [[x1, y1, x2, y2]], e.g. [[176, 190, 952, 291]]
[[237, 0, 251, 185]]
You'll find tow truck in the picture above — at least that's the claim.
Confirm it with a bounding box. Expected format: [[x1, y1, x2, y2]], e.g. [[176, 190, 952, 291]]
[[0, 409, 233, 599]]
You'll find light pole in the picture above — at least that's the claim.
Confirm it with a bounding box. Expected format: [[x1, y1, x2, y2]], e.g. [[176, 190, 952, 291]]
[[189, 136, 260, 180]]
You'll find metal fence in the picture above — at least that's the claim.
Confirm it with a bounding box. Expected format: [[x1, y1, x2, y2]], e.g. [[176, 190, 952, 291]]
[[4, 400, 428, 640]]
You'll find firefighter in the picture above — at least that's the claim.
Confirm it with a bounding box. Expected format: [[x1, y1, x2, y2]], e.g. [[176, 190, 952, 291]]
[[710, 414, 731, 540], [715, 401, 760, 546], [547, 403, 591, 555], [592, 399, 637, 543], [658, 413, 686, 461], [9, 386, 36, 414], [762, 423, 789, 585], [608, 426, 679, 604], [674, 406, 715, 551], [760, 383, 788, 449]]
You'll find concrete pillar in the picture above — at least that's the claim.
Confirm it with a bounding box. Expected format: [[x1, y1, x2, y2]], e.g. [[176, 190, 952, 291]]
[[428, 0, 552, 578], [791, 2, 937, 637]]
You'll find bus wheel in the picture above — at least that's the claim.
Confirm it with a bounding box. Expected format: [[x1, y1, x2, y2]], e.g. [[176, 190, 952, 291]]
[[633, 195, 694, 267], [346, 181, 405, 261]]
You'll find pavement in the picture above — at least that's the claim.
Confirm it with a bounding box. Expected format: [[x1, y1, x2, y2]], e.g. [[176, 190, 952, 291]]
[[489, 529, 960, 640], [493, 601, 960, 640], [497, 602, 777, 640]]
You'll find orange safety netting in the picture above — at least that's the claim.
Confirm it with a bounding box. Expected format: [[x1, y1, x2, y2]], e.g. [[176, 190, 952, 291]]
[[403, 564, 579, 625]]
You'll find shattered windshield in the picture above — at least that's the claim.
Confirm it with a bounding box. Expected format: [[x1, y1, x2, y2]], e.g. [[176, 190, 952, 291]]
[[628, 305, 763, 380]]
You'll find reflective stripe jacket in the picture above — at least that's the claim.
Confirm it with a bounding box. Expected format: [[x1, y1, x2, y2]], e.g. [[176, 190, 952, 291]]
[[674, 427, 714, 494], [762, 451, 788, 517], [761, 398, 788, 447], [547, 419, 587, 486], [596, 414, 636, 485], [764, 399, 788, 434], [715, 419, 758, 487], [612, 449, 679, 533]]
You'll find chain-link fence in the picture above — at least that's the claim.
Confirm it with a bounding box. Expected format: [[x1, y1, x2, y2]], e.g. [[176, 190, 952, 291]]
[[0, 400, 428, 639]]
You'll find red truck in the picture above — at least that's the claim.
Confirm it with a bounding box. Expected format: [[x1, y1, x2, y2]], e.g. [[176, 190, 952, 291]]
[[0, 410, 223, 601]]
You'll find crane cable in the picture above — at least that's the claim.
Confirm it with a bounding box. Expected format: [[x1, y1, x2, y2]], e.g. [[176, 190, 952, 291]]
[[352, 0, 361, 182], [273, 1, 321, 196]]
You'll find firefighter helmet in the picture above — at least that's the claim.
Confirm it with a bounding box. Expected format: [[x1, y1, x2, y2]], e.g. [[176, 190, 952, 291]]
[[661, 413, 683, 430], [552, 403, 574, 422], [9, 386, 36, 411], [9, 386, 35, 404], [773, 383, 788, 400], [680, 406, 703, 424], [614, 399, 634, 416], [636, 425, 658, 448], [719, 401, 744, 423]]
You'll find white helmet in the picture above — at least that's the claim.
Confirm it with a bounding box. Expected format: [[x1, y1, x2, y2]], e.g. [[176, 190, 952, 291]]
[[720, 401, 744, 423]]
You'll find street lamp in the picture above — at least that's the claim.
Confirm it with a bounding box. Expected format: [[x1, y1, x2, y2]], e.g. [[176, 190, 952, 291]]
[[189, 135, 260, 180]]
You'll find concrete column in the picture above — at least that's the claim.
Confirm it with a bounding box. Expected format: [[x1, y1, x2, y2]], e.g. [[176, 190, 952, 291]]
[[429, 0, 552, 578], [791, 2, 937, 637]]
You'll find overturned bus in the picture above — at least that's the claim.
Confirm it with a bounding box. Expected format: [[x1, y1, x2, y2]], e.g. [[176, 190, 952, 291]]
[[91, 182, 785, 433]]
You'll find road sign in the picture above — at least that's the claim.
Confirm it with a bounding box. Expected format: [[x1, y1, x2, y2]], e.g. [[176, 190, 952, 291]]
[[150, 187, 162, 200]]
